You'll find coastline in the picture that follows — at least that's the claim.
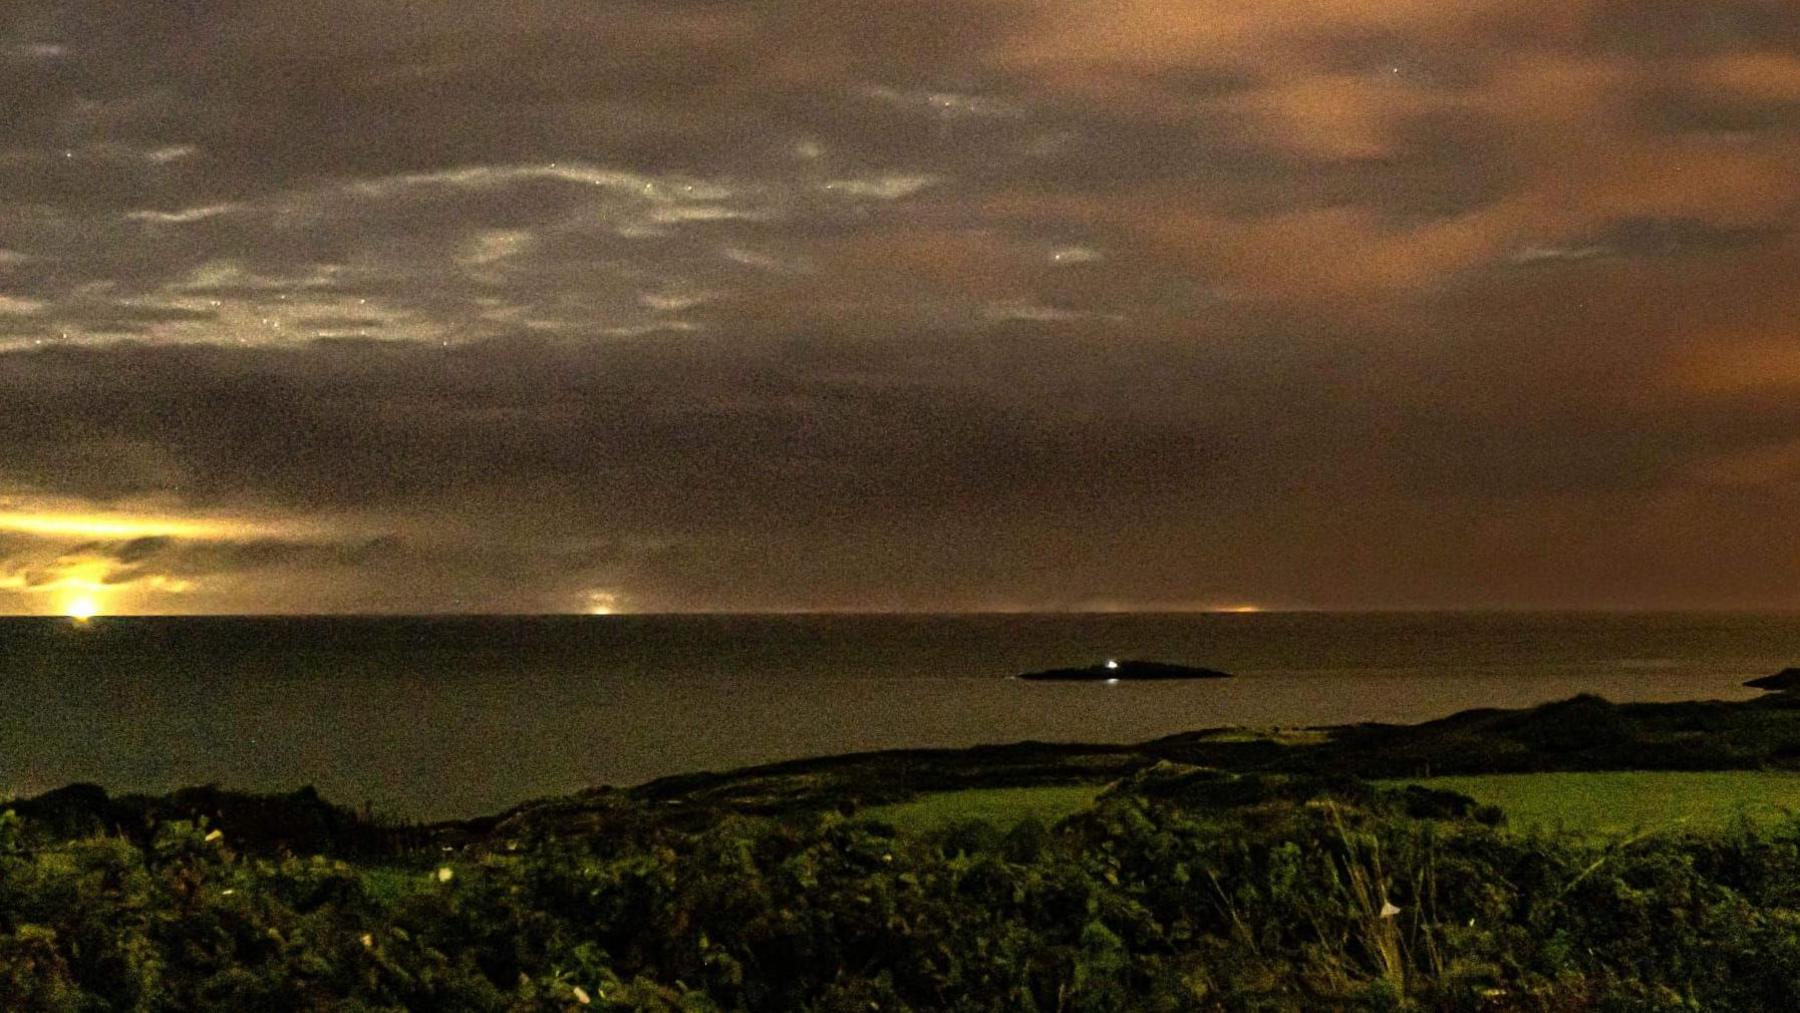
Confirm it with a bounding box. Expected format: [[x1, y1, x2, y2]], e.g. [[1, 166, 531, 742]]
[[12, 688, 1800, 851]]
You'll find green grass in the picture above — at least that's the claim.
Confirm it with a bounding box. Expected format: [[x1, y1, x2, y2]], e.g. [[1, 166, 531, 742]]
[[859, 785, 1105, 833], [1392, 771, 1800, 836], [359, 865, 437, 904], [1197, 729, 1330, 745]]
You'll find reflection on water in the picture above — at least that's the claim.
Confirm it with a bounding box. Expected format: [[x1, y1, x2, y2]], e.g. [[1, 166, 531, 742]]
[[1, 612, 1794, 819]]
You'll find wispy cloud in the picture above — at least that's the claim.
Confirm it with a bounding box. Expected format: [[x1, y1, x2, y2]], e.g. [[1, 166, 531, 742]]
[[821, 175, 942, 199]]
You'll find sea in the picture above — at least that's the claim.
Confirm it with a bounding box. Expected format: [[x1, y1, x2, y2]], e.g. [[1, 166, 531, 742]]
[[2, 612, 1797, 820]]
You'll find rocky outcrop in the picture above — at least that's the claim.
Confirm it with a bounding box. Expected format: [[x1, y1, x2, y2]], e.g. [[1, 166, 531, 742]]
[[1745, 667, 1800, 691]]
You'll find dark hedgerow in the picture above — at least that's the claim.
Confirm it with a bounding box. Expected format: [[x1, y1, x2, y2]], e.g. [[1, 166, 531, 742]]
[[8, 776, 1800, 1010]]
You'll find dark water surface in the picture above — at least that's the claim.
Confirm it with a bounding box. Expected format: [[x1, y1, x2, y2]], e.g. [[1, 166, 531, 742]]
[[2, 612, 1795, 819]]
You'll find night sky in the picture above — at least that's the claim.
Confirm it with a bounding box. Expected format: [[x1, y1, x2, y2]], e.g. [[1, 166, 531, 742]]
[[3, 1, 1800, 615]]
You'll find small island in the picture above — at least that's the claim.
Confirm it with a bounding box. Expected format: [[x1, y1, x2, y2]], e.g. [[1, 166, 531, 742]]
[[1017, 658, 1233, 682]]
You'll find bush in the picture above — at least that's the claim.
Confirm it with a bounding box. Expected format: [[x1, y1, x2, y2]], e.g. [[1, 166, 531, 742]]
[[7, 782, 1800, 1010]]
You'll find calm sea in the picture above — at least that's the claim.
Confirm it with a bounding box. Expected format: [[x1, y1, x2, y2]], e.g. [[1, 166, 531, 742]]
[[2, 612, 1796, 819]]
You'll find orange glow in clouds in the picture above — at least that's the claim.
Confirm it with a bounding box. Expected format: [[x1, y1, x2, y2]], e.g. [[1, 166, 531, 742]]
[[0, 503, 341, 615], [0, 510, 269, 541]]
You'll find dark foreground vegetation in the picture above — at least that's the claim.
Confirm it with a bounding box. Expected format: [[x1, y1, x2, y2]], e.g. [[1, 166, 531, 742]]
[[9, 691, 1800, 1010]]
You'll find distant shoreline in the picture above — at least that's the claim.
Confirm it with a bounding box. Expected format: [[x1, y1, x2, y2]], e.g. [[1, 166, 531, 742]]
[[10, 687, 1800, 849]]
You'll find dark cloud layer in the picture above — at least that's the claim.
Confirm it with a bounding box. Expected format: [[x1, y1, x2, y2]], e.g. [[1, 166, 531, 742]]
[[1, 1, 1799, 612]]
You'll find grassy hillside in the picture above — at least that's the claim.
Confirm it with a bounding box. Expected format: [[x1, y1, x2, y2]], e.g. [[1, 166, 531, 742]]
[[859, 785, 1105, 832], [1393, 770, 1800, 836], [9, 691, 1800, 1009]]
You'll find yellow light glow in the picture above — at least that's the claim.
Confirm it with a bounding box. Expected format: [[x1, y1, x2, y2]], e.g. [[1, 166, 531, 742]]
[[0, 511, 242, 541], [0, 504, 339, 544], [64, 596, 101, 621], [1219, 605, 1263, 614]]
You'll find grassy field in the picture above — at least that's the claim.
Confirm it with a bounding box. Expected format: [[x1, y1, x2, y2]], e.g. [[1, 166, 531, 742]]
[[864, 771, 1800, 837], [1393, 771, 1800, 836], [859, 785, 1105, 832]]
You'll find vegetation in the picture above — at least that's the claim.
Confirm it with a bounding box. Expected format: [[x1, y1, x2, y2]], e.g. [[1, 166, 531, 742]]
[[859, 785, 1104, 833], [10, 692, 1800, 1009], [1394, 771, 1800, 836]]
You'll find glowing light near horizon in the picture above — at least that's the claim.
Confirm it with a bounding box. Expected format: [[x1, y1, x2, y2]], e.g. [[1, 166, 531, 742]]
[[0, 511, 233, 540], [584, 590, 621, 616], [4, 553, 196, 617], [1218, 605, 1263, 614], [0, 506, 337, 543]]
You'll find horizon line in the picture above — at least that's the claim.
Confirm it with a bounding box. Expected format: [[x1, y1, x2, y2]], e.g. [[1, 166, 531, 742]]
[[6, 606, 1800, 619]]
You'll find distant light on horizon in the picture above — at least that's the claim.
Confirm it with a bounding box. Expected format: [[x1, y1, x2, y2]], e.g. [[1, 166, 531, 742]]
[[64, 596, 100, 622]]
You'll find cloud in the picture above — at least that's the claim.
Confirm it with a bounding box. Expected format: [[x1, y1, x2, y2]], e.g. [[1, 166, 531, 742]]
[[10, 42, 67, 61], [864, 86, 1025, 119], [1048, 246, 1103, 264], [982, 300, 1111, 323], [0, 498, 396, 612], [125, 204, 241, 224], [1509, 244, 1609, 264], [350, 163, 736, 203], [1503, 216, 1788, 266], [2, 0, 1800, 608], [820, 175, 943, 200]]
